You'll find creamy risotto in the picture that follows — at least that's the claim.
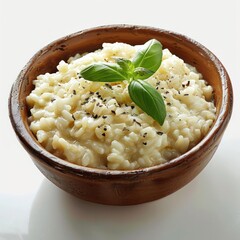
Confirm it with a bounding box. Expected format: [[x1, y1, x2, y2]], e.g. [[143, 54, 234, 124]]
[[26, 42, 216, 170]]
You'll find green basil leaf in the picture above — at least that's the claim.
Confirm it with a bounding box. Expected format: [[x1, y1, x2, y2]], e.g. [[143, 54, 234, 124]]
[[115, 58, 134, 73], [132, 39, 162, 79], [128, 80, 166, 125], [80, 63, 129, 82], [133, 67, 154, 80]]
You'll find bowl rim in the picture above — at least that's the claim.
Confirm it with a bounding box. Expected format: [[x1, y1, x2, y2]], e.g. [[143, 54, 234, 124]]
[[9, 24, 233, 180]]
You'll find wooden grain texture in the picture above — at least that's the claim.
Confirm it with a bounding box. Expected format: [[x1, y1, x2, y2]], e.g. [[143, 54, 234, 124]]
[[9, 25, 233, 205]]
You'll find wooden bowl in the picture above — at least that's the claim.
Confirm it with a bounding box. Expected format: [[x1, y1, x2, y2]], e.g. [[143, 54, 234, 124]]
[[9, 25, 233, 205]]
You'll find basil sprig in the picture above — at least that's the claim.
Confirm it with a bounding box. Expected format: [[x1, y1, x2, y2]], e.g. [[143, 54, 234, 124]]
[[80, 39, 166, 125]]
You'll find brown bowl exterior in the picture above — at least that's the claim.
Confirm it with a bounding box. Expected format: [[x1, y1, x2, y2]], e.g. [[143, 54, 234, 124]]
[[9, 25, 233, 205]]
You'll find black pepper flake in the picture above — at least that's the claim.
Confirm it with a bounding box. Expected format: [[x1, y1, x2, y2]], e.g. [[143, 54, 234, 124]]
[[81, 99, 89, 105], [81, 97, 90, 105], [143, 142, 147, 145], [123, 127, 130, 131], [121, 112, 127, 114], [165, 91, 169, 94], [156, 87, 159, 90], [156, 131, 163, 135], [133, 119, 141, 126], [105, 83, 113, 90], [111, 110, 116, 114], [186, 81, 190, 86], [143, 132, 147, 138], [93, 114, 98, 119], [73, 90, 76, 95], [72, 114, 76, 120], [96, 93, 102, 99], [103, 127, 107, 131], [182, 84, 186, 87], [102, 115, 107, 119], [89, 91, 94, 95], [131, 106, 135, 109], [167, 103, 171, 106], [102, 133, 106, 137], [51, 98, 56, 102], [184, 94, 189, 96]]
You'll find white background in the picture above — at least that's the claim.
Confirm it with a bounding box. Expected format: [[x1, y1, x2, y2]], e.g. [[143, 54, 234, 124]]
[[1, 0, 239, 239]]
